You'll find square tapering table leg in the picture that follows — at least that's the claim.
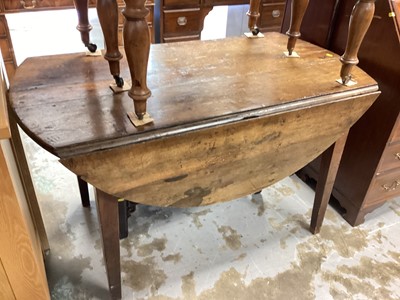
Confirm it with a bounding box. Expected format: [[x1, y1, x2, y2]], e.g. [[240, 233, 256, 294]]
[[310, 131, 349, 234], [95, 188, 122, 299]]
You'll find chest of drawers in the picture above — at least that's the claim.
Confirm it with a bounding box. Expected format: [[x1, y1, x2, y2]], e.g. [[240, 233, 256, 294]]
[[285, 0, 400, 226]]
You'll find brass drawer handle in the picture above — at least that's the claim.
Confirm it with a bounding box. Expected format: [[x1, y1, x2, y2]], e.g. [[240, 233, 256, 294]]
[[20, 0, 37, 9], [272, 9, 281, 18], [177, 16, 188, 26], [382, 180, 400, 191], [395, 152, 400, 160]]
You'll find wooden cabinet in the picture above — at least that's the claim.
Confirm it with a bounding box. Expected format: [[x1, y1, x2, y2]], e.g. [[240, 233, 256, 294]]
[[283, 0, 400, 225], [160, 0, 286, 43]]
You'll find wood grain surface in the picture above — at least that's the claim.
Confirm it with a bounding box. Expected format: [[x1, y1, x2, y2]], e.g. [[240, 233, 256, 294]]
[[9, 32, 378, 158], [0, 145, 50, 299], [61, 92, 378, 207], [0, 259, 15, 300]]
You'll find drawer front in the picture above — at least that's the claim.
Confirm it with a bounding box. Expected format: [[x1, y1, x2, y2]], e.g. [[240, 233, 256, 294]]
[[163, 8, 202, 35], [367, 170, 400, 204], [164, 0, 199, 7], [259, 3, 285, 29], [377, 143, 400, 175], [3, 0, 96, 11]]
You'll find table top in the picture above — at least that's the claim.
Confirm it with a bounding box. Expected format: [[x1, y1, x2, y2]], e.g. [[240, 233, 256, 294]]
[[9, 32, 377, 158]]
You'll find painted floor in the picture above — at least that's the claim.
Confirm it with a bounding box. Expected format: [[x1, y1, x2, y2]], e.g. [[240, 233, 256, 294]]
[[7, 7, 400, 300]]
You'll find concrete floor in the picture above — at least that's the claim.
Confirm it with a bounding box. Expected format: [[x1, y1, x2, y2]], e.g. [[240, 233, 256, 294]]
[[7, 8, 400, 300]]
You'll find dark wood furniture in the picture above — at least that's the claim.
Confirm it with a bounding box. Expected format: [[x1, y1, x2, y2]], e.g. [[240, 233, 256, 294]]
[[283, 0, 400, 226], [160, 0, 286, 43], [9, 33, 379, 299], [0, 0, 155, 80]]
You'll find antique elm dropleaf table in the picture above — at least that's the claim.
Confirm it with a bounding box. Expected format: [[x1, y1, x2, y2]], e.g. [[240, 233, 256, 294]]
[[9, 33, 379, 299]]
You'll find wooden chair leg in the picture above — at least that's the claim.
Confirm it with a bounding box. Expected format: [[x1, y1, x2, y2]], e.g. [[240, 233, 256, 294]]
[[95, 188, 121, 299], [123, 0, 151, 119], [96, 0, 124, 87], [340, 0, 376, 84], [73, 0, 97, 52], [310, 131, 349, 234], [77, 176, 90, 207], [247, 0, 262, 35], [286, 0, 310, 55]]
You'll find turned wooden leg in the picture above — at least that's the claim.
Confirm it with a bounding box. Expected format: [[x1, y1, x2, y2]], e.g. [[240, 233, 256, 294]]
[[97, 0, 124, 87], [286, 0, 309, 55], [340, 0, 375, 84], [310, 131, 348, 234], [77, 176, 90, 207], [247, 0, 262, 35], [123, 0, 151, 119], [73, 0, 97, 52], [95, 188, 121, 299]]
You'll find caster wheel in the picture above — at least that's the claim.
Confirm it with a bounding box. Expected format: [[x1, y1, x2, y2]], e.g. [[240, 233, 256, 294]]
[[114, 75, 124, 88], [252, 28, 260, 36], [87, 43, 97, 53]]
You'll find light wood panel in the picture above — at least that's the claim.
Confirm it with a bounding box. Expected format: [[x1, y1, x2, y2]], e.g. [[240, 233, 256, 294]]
[[0, 143, 50, 300], [0, 259, 15, 300]]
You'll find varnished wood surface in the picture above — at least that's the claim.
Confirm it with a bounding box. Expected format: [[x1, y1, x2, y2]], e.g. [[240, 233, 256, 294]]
[[10, 32, 377, 158]]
